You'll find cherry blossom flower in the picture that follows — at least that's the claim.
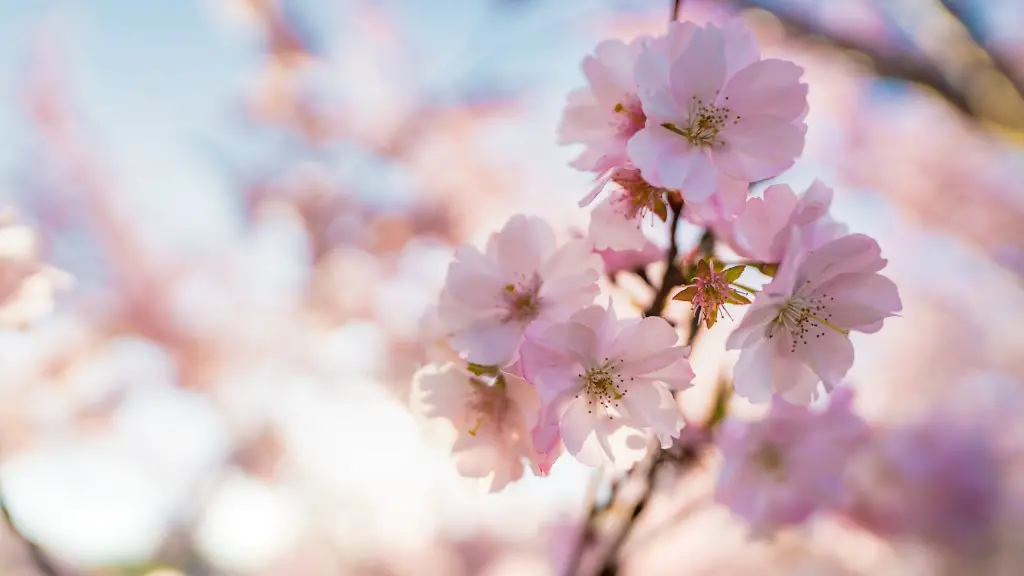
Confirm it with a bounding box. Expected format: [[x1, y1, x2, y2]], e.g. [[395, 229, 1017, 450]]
[[580, 165, 669, 251], [728, 180, 847, 263], [629, 21, 808, 206], [519, 304, 693, 469], [412, 363, 549, 492], [840, 419, 1001, 555], [726, 233, 901, 403], [438, 215, 602, 366], [715, 388, 869, 536], [559, 38, 648, 174], [673, 258, 750, 329]]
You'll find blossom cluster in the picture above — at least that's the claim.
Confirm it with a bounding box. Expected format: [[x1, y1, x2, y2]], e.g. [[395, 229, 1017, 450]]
[[411, 17, 908, 541]]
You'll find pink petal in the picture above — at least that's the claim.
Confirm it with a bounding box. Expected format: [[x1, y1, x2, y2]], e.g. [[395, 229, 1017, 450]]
[[795, 327, 855, 393], [719, 59, 807, 120], [791, 179, 833, 226], [502, 371, 542, 431], [413, 364, 474, 428], [450, 318, 524, 366], [579, 171, 614, 207], [444, 246, 505, 308], [640, 355, 695, 392], [668, 26, 727, 112], [627, 125, 695, 189], [589, 198, 649, 251], [732, 184, 798, 260], [679, 151, 719, 203], [494, 215, 556, 277], [725, 298, 782, 350], [797, 234, 886, 289], [714, 115, 805, 181], [722, 20, 760, 77]]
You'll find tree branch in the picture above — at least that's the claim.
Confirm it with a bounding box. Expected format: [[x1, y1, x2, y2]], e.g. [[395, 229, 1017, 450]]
[[717, 0, 980, 118], [644, 198, 684, 318], [938, 0, 1024, 104]]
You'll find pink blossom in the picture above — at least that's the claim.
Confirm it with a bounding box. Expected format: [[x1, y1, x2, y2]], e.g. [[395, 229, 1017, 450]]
[[728, 180, 847, 263], [570, 228, 664, 275], [715, 388, 869, 536], [559, 38, 647, 174], [519, 304, 694, 469], [580, 165, 669, 251], [726, 233, 901, 403], [438, 215, 602, 366], [629, 21, 808, 206], [840, 419, 1001, 554], [412, 363, 550, 492], [0, 209, 70, 327]]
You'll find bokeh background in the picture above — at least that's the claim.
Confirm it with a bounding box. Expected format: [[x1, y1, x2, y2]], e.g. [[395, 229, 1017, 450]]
[[0, 0, 1022, 574]]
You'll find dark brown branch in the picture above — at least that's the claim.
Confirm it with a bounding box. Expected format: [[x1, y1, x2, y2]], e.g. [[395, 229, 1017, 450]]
[[644, 198, 684, 318], [0, 487, 65, 576], [716, 0, 975, 117], [671, 0, 684, 21], [938, 0, 1024, 103]]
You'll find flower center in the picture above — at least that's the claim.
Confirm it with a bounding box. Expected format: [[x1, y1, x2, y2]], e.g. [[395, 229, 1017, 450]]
[[610, 167, 664, 220], [501, 274, 543, 323], [753, 443, 787, 482], [612, 96, 646, 139], [662, 95, 738, 148], [577, 358, 628, 415], [767, 293, 847, 352], [466, 378, 510, 437]]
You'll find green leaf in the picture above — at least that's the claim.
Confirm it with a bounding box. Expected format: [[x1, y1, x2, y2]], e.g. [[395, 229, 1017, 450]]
[[726, 291, 752, 305], [758, 263, 778, 277], [723, 265, 745, 283], [672, 285, 698, 302], [653, 198, 668, 222], [467, 363, 498, 377], [696, 258, 710, 277]]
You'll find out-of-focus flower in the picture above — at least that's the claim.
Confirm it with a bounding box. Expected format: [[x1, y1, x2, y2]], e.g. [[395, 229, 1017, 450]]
[[673, 258, 750, 329], [840, 418, 1002, 556], [715, 387, 869, 537], [0, 209, 71, 328], [726, 233, 901, 404], [519, 304, 693, 469], [629, 21, 807, 209], [581, 165, 669, 251], [727, 180, 846, 264], [412, 363, 546, 492], [437, 215, 601, 366], [559, 38, 647, 174]]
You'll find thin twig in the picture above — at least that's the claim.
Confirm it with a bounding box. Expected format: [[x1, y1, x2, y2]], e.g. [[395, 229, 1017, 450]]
[[671, 0, 684, 21], [938, 0, 1024, 103], [644, 198, 684, 318], [717, 0, 976, 118], [563, 469, 605, 576], [0, 486, 64, 576]]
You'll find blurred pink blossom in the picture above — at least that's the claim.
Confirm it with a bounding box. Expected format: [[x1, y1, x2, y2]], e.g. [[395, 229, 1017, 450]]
[[715, 387, 869, 537], [412, 363, 547, 492]]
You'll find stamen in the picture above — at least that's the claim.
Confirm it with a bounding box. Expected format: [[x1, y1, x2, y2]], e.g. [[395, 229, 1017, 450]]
[[576, 359, 628, 416], [662, 95, 735, 148]]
